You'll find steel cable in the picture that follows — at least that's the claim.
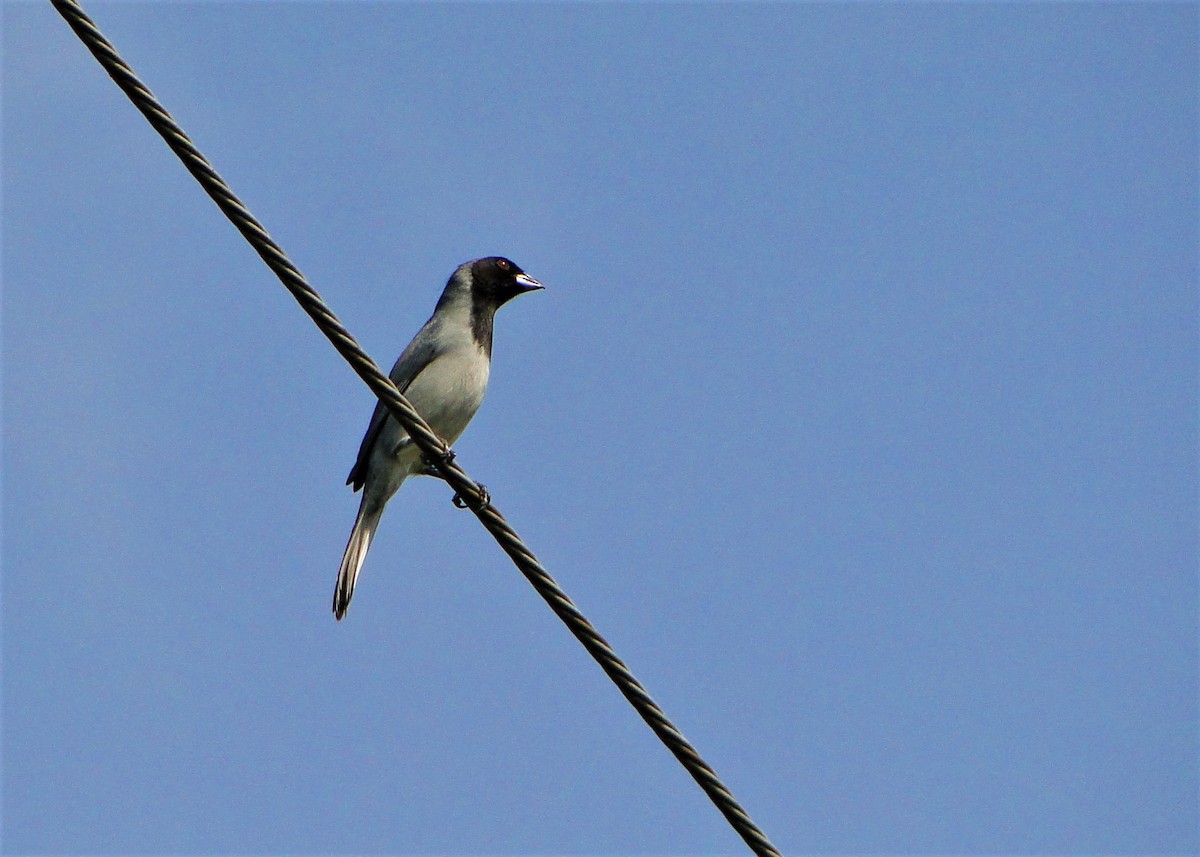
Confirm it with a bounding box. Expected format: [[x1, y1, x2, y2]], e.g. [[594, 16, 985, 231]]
[[50, 2, 782, 853]]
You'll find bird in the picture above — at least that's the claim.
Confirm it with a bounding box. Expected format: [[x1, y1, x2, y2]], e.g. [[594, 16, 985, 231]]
[[333, 256, 543, 620]]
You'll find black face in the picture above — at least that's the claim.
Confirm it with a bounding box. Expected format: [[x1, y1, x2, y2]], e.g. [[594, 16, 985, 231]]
[[471, 256, 542, 308]]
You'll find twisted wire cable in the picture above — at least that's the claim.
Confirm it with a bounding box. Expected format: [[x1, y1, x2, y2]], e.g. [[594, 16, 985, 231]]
[[49, 2, 782, 854]]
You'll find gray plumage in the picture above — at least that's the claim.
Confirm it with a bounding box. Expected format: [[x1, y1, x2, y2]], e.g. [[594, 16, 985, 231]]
[[334, 257, 542, 620]]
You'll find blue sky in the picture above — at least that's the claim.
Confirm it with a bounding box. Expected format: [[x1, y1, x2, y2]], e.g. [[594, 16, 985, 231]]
[[4, 2, 1196, 854]]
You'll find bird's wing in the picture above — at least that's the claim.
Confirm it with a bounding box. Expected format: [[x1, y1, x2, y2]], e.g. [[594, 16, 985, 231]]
[[345, 331, 440, 490]]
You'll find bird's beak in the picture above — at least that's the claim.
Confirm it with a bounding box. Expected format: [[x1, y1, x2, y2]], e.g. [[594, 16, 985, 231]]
[[515, 272, 544, 292]]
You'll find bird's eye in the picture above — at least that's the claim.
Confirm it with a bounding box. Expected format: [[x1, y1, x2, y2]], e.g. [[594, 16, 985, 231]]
[[497, 259, 510, 270]]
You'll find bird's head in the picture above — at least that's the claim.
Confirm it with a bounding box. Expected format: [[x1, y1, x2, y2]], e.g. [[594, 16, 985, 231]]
[[469, 256, 543, 309]]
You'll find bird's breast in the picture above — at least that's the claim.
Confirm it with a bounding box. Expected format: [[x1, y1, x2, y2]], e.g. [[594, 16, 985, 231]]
[[403, 346, 491, 446]]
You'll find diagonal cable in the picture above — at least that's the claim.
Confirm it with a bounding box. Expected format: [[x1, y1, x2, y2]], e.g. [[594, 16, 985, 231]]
[[49, 1, 783, 854]]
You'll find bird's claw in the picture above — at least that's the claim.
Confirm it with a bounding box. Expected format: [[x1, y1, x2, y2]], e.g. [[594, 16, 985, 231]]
[[419, 450, 456, 479], [452, 483, 489, 510], [419, 450, 486, 508]]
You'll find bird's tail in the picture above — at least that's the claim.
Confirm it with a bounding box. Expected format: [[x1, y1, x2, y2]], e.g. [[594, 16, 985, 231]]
[[333, 503, 383, 621]]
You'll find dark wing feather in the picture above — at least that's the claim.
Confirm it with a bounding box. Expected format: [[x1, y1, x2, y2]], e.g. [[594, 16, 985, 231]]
[[345, 332, 439, 490]]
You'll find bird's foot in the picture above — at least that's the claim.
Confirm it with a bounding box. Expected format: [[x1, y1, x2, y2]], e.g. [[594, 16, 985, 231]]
[[419, 449, 487, 509], [419, 449, 456, 480], [452, 483, 490, 510]]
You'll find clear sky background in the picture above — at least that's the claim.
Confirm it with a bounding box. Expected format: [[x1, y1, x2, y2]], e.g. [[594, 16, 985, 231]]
[[3, 3, 1196, 855]]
